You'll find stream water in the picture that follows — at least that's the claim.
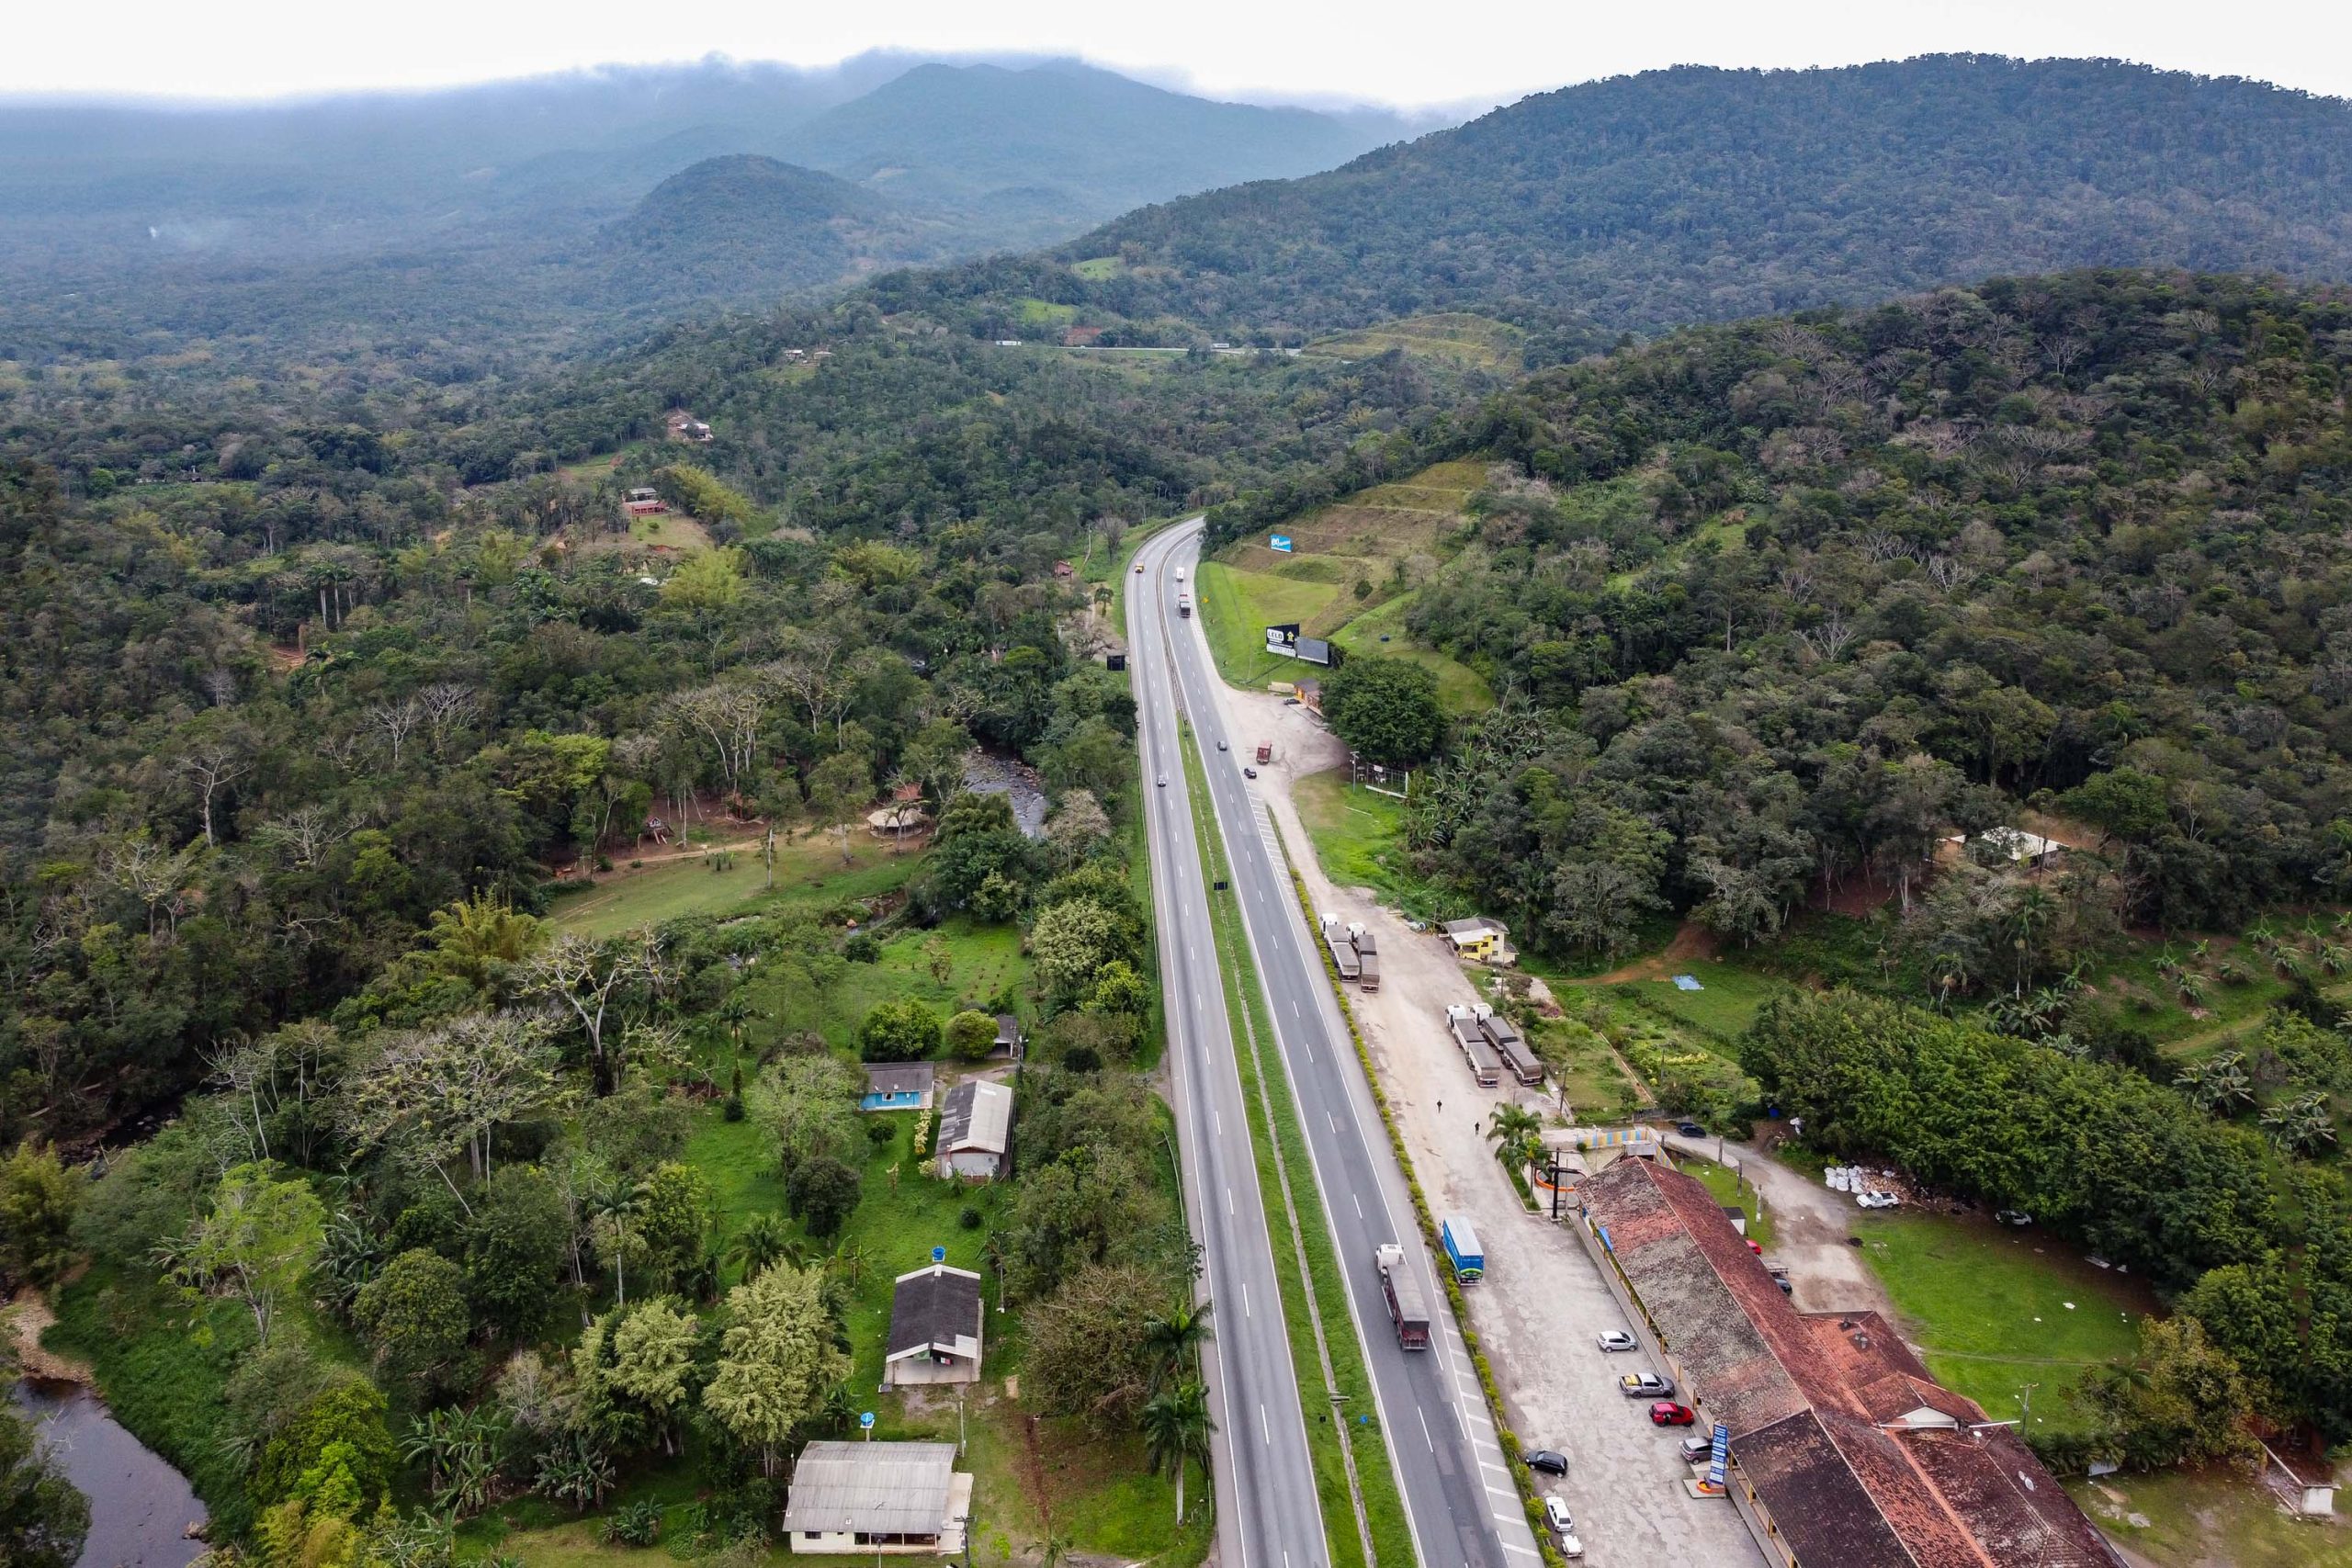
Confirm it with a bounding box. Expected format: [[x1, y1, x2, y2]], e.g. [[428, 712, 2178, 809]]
[[11, 1378, 207, 1568]]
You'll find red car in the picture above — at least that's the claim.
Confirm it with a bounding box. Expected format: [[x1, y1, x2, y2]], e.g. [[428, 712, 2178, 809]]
[[1650, 1402, 1696, 1427], [1746, 1239, 1762, 1255]]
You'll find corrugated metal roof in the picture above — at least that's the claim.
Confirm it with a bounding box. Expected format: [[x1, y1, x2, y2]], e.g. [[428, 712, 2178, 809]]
[[865, 1063, 935, 1098], [783, 1440, 957, 1535], [888, 1264, 984, 1361], [940, 1080, 1012, 1156]]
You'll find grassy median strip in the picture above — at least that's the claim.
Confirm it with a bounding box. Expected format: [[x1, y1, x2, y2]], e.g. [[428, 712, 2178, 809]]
[[1178, 722, 1417, 1568]]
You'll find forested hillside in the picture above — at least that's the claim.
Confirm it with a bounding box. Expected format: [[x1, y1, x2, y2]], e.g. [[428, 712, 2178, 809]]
[[1038, 57, 2352, 340], [1344, 271, 2352, 969]]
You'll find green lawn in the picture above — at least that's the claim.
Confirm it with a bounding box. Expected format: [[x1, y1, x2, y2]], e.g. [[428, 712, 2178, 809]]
[[1678, 1156, 1775, 1253], [1304, 314, 1525, 371], [1291, 770, 1442, 915], [1071, 256, 1127, 280], [1194, 559, 1342, 690], [548, 831, 922, 938], [741, 915, 1028, 1056], [1326, 593, 1492, 716], [2071, 1468, 2352, 1567], [1854, 1212, 2149, 1436], [1608, 963, 1793, 1051]]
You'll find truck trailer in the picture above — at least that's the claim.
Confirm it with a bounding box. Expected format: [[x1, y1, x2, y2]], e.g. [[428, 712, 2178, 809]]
[[1320, 914, 1362, 982], [1445, 1005, 1503, 1087], [1349, 924, 1381, 992], [1440, 1215, 1486, 1283], [1478, 1009, 1545, 1087], [1374, 1243, 1431, 1348], [1177, 592, 1192, 618]]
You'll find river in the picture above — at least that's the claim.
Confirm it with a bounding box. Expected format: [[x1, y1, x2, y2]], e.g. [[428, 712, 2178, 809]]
[[11, 1378, 207, 1568], [961, 750, 1047, 839]]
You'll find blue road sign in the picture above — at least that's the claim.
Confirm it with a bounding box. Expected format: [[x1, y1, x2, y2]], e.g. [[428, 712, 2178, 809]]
[[1270, 534, 1294, 552]]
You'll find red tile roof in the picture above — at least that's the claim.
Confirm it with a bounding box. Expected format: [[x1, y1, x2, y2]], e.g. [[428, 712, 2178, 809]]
[[1579, 1157, 2120, 1568]]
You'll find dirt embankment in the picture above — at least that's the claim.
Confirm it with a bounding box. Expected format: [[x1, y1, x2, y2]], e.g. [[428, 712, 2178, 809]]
[[3, 1288, 92, 1382]]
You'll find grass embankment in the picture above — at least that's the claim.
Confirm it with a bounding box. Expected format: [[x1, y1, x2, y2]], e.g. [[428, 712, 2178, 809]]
[[548, 829, 920, 938], [1854, 1212, 2147, 1437], [1193, 459, 1489, 716], [1290, 771, 1446, 919], [1606, 963, 1792, 1059], [1180, 725, 1414, 1568]]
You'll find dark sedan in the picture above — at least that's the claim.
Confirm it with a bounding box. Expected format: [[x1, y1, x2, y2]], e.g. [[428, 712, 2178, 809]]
[[1524, 1450, 1568, 1475]]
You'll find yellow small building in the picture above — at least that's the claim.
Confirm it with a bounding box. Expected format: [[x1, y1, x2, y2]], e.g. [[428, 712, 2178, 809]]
[[1442, 918, 1507, 962]]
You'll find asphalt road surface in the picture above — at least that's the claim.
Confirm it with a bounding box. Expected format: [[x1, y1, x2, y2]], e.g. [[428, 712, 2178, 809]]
[[1133, 521, 1544, 1568], [1128, 522, 1329, 1568]]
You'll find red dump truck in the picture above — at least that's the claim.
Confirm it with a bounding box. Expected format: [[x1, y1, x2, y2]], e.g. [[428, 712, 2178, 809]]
[[1255, 742, 1272, 764]]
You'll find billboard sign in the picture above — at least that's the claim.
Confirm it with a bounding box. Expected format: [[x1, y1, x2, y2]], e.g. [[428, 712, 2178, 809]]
[[1269, 534, 1294, 552], [1706, 1422, 1730, 1491], [1265, 623, 1301, 655]]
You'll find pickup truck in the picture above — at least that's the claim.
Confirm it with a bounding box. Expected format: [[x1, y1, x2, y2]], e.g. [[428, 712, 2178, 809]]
[[1618, 1371, 1675, 1398]]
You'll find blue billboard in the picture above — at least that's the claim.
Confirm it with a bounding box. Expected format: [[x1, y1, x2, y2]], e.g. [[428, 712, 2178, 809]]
[[1707, 1422, 1730, 1489], [1269, 534, 1294, 552]]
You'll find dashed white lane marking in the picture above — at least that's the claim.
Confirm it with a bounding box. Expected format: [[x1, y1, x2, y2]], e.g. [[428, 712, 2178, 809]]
[[1244, 1282, 1251, 1317], [1418, 1409, 1434, 1451], [1226, 1188, 1234, 1216], [1261, 1405, 1272, 1446], [1352, 1195, 1363, 1218]]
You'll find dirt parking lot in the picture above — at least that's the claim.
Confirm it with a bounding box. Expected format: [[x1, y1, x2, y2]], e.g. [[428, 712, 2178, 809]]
[[1214, 678, 1765, 1567]]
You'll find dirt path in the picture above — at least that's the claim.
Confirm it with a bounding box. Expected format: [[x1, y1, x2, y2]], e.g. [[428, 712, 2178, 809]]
[[1661, 1133, 1896, 1318], [1585, 921, 1723, 983]]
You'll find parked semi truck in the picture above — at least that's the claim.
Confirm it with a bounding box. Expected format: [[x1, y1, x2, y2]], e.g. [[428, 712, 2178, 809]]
[[1349, 923, 1381, 992], [1477, 1007, 1545, 1087], [1374, 1243, 1431, 1348], [1445, 1004, 1503, 1087], [1320, 914, 1362, 981], [1441, 1215, 1486, 1283]]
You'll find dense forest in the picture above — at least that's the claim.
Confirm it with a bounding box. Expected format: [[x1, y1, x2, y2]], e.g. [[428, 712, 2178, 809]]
[[1000, 57, 2352, 344], [1292, 272, 2352, 977]]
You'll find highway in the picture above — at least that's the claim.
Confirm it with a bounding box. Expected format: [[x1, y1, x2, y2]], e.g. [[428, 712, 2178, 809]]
[[1129, 522, 1329, 1568], [1131, 520, 1544, 1568]]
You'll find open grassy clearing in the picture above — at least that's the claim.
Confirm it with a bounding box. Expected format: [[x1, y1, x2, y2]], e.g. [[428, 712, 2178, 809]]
[[1304, 314, 1526, 371], [1183, 724, 1414, 1568], [1195, 558, 1340, 689], [1853, 1211, 2149, 1437], [1606, 962, 1792, 1052], [1326, 592, 1491, 714], [1070, 256, 1127, 280], [1290, 770, 1442, 917], [741, 914, 1028, 1056], [547, 829, 920, 937], [2070, 1468, 2352, 1567], [626, 511, 711, 551]]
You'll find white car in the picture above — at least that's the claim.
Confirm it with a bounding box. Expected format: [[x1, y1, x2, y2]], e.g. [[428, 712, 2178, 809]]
[[1857, 1190, 1899, 1210], [1544, 1496, 1573, 1535], [1559, 1533, 1584, 1560], [1596, 1329, 1637, 1352]]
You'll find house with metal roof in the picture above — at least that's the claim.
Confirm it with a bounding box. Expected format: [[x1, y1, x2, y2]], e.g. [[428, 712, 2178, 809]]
[[782, 1439, 970, 1554], [885, 1262, 985, 1386], [1442, 917, 1507, 961], [936, 1079, 1013, 1181], [1576, 1157, 2121, 1568]]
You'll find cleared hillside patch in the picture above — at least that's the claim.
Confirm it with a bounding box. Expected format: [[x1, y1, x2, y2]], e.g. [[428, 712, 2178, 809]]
[[1306, 313, 1526, 370]]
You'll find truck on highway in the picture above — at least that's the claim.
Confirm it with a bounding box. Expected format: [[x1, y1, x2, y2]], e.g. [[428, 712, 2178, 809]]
[[1175, 568, 1185, 582], [1320, 914, 1362, 981], [1445, 1004, 1503, 1087], [1478, 1008, 1545, 1087], [1177, 592, 1192, 618], [1374, 1243, 1431, 1348], [1349, 923, 1381, 992], [1440, 1215, 1485, 1283]]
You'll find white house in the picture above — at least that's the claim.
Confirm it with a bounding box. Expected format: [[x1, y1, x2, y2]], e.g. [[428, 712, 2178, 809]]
[[884, 1263, 985, 1386], [783, 1440, 970, 1554], [937, 1080, 1013, 1181]]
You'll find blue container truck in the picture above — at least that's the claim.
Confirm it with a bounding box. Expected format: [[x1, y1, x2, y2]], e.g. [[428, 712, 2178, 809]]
[[1441, 1215, 1485, 1283]]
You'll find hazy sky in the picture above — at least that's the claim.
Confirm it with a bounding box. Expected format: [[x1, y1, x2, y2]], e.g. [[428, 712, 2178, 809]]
[[15, 0, 2352, 107]]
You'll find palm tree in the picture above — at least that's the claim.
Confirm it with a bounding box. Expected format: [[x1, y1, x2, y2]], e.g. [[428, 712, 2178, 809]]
[[1140, 1380, 1215, 1523], [2008, 886, 2055, 993], [1141, 1295, 1215, 1395], [588, 1177, 644, 1305], [828, 1236, 869, 1289], [1486, 1103, 1544, 1182], [725, 1213, 802, 1280]]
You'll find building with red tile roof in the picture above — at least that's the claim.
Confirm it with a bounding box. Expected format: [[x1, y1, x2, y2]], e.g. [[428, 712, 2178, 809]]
[[1577, 1156, 2120, 1567]]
